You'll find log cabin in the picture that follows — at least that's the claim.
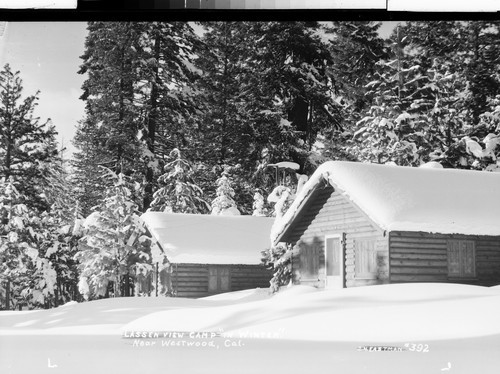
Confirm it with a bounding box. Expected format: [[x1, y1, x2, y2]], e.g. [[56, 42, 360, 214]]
[[271, 161, 500, 289], [141, 212, 274, 297]]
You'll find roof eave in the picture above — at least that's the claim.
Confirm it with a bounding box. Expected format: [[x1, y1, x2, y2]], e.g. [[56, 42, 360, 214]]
[[272, 176, 328, 246]]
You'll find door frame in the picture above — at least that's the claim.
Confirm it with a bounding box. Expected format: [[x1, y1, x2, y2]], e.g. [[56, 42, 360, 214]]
[[324, 234, 344, 289]]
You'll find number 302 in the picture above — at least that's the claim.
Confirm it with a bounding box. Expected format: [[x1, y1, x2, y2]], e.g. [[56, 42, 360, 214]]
[[404, 343, 429, 353]]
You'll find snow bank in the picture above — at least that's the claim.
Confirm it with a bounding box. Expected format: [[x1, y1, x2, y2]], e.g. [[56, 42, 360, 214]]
[[0, 296, 212, 335], [2, 284, 500, 343], [141, 212, 274, 265], [201, 288, 271, 302], [272, 161, 500, 243], [121, 283, 500, 343]]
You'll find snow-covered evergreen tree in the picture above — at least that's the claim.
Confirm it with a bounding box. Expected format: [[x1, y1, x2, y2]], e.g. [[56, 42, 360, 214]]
[[456, 96, 500, 171], [345, 25, 465, 166], [267, 185, 295, 219], [71, 119, 116, 217], [150, 148, 210, 214], [37, 209, 79, 306], [345, 22, 500, 169], [0, 64, 59, 212], [252, 190, 270, 217], [261, 243, 293, 293], [0, 64, 77, 309], [75, 171, 150, 299], [77, 22, 204, 211], [0, 177, 56, 309], [211, 170, 240, 215]]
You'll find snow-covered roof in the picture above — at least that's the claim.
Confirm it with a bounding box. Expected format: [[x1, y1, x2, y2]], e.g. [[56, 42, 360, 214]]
[[272, 161, 500, 243], [141, 212, 275, 265]]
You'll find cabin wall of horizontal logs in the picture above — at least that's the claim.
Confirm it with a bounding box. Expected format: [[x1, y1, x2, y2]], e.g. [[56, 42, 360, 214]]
[[171, 263, 272, 298], [389, 231, 500, 286]]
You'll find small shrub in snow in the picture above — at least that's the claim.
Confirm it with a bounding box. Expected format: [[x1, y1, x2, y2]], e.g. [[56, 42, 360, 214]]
[[252, 191, 271, 217], [261, 243, 293, 293]]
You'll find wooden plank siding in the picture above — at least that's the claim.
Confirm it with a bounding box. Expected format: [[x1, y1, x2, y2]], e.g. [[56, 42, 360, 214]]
[[173, 264, 209, 298], [389, 231, 500, 286], [230, 265, 273, 291], [290, 185, 389, 289], [172, 263, 272, 298]]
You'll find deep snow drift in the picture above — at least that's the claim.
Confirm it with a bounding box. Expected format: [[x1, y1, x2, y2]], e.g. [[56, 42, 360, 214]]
[[122, 283, 500, 342], [2, 283, 500, 343]]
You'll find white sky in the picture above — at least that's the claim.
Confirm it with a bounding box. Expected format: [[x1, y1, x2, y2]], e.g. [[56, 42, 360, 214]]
[[0, 22, 87, 158], [0, 21, 397, 159]]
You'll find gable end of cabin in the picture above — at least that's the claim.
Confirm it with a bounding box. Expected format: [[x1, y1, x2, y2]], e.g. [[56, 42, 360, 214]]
[[285, 183, 389, 289]]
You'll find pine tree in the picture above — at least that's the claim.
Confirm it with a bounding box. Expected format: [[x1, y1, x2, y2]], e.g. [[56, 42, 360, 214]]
[[133, 22, 204, 210], [76, 22, 151, 219], [38, 208, 79, 306], [241, 22, 338, 172], [345, 24, 469, 166], [76, 22, 204, 212], [0, 64, 59, 212], [192, 22, 250, 168], [78, 22, 144, 175], [0, 177, 49, 309], [75, 171, 150, 299], [252, 190, 271, 217], [0, 65, 67, 309], [194, 22, 343, 212], [211, 169, 239, 215], [325, 21, 387, 113], [455, 96, 500, 171], [40, 164, 81, 305], [188, 22, 253, 211], [318, 21, 388, 163], [354, 21, 500, 170], [72, 118, 115, 217], [402, 21, 500, 128], [150, 148, 210, 214]]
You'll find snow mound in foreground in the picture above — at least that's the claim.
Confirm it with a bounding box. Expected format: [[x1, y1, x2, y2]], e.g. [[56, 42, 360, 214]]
[[0, 296, 209, 335], [3, 283, 500, 343], [201, 288, 271, 302], [123, 283, 500, 343]]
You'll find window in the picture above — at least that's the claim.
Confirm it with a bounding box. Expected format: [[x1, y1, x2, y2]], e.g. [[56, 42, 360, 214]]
[[300, 243, 320, 280], [447, 240, 476, 278], [354, 239, 377, 279], [208, 266, 230, 293]]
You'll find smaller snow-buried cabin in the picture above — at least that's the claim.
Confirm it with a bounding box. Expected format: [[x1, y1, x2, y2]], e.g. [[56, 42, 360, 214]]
[[272, 161, 500, 288], [142, 212, 274, 297]]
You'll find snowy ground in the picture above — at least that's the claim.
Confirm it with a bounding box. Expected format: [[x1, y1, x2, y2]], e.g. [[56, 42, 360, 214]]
[[1, 283, 500, 373]]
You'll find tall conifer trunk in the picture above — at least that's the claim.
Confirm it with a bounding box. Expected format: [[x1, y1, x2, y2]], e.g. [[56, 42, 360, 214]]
[[144, 35, 161, 211]]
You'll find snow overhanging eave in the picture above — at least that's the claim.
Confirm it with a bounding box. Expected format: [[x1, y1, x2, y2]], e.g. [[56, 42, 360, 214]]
[[272, 173, 331, 246]]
